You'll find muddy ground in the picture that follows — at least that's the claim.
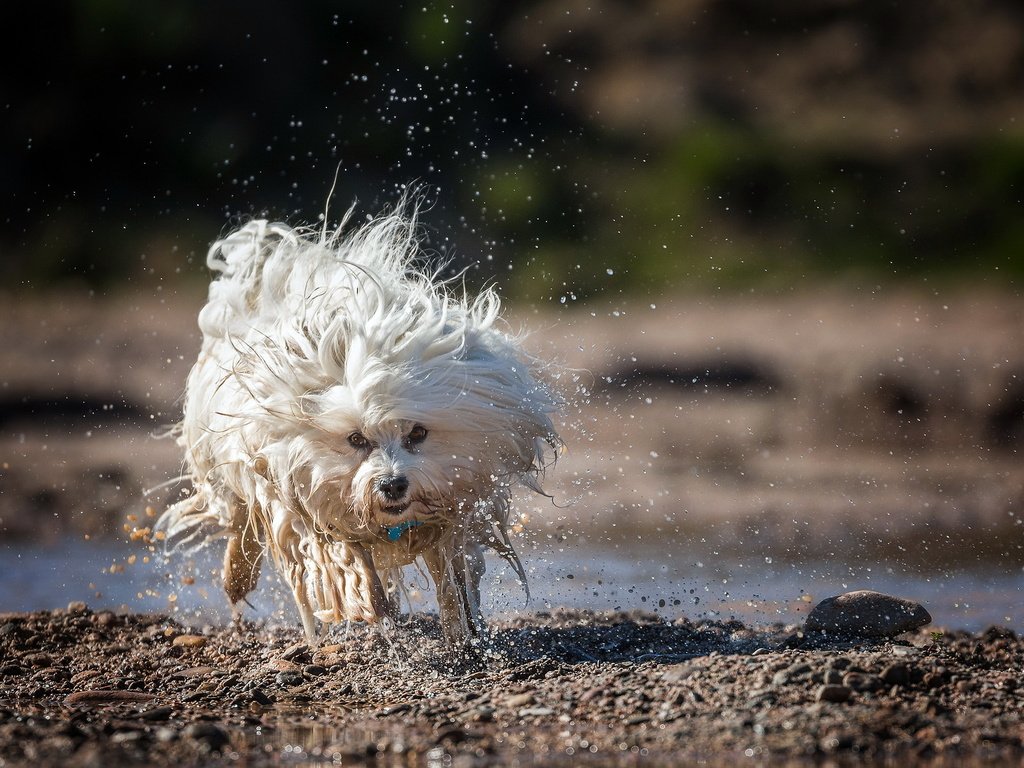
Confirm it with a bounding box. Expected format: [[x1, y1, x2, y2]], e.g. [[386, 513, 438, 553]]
[[2, 288, 1024, 764], [1, 604, 1022, 766]]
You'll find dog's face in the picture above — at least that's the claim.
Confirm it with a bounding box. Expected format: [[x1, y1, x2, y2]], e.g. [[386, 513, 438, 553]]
[[294, 367, 533, 543], [345, 420, 433, 522]]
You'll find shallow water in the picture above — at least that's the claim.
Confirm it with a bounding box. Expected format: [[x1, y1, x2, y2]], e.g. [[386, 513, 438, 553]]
[[1, 536, 1020, 632]]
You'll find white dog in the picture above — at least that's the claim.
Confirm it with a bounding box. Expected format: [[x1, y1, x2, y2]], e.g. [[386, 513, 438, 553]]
[[158, 203, 559, 645]]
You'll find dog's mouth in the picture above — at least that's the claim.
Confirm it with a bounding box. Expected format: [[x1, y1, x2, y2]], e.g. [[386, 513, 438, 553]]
[[377, 499, 436, 518], [380, 502, 411, 517]]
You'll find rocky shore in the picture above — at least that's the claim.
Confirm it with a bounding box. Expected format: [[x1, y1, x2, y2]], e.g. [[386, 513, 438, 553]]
[[1, 598, 1022, 766]]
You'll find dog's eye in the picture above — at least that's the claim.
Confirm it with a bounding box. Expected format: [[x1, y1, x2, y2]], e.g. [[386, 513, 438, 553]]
[[347, 432, 370, 450], [407, 425, 428, 444]]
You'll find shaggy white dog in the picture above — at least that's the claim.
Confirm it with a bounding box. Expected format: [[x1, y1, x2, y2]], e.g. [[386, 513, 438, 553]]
[[158, 204, 559, 645]]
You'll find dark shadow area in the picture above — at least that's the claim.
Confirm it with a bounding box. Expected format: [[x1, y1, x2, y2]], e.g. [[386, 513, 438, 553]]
[[988, 380, 1024, 450], [488, 611, 766, 666], [0, 393, 151, 430], [603, 359, 782, 397]]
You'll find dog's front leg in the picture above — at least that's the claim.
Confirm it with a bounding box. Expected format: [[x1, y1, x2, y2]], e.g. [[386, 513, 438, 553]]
[[223, 500, 264, 605], [422, 541, 486, 647]]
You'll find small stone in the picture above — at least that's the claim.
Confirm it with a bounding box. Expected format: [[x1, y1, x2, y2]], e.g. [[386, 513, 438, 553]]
[[280, 642, 310, 662], [772, 661, 812, 686], [24, 653, 53, 668], [805, 591, 931, 638], [172, 634, 207, 648], [880, 663, 912, 687], [138, 706, 174, 722], [471, 705, 495, 722], [171, 666, 218, 679], [275, 671, 305, 688], [66, 601, 88, 614], [842, 672, 881, 692], [506, 692, 535, 708], [320, 644, 344, 654], [816, 685, 853, 703], [251, 687, 274, 706], [519, 706, 555, 717], [183, 722, 230, 751], [303, 664, 327, 677], [268, 658, 301, 673]]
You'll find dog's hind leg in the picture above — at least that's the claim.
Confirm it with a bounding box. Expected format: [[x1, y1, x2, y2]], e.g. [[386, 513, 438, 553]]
[[223, 500, 264, 605]]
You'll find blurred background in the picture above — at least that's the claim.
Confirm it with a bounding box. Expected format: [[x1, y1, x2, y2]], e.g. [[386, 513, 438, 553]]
[[2, 0, 1022, 630]]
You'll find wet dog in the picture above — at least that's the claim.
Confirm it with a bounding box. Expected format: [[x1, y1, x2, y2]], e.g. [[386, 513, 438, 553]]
[[158, 204, 559, 645]]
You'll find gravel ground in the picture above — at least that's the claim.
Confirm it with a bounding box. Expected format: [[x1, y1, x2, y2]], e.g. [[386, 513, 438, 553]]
[[1, 604, 1022, 766]]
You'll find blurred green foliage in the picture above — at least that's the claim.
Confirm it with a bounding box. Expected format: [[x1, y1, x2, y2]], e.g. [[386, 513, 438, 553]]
[[3, 1, 1022, 299]]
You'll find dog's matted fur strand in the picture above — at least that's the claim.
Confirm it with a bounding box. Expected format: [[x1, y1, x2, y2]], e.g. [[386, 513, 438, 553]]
[[158, 203, 560, 644]]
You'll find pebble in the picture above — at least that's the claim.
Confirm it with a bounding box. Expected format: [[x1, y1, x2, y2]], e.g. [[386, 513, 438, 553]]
[[276, 671, 305, 688], [183, 722, 231, 751], [171, 666, 218, 679], [172, 634, 208, 648], [816, 684, 853, 703], [66, 601, 88, 614], [805, 591, 932, 638], [137, 706, 174, 722], [280, 642, 310, 662], [880, 663, 912, 686], [268, 658, 301, 673], [506, 692, 536, 708], [772, 661, 813, 686], [93, 611, 117, 627], [519, 706, 555, 717], [842, 672, 881, 692], [251, 687, 274, 706]]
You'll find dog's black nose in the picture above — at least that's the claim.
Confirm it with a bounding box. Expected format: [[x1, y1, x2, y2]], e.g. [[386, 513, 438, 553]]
[[377, 475, 409, 501]]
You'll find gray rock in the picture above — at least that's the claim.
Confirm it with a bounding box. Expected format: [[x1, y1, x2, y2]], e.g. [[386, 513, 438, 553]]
[[816, 684, 852, 703], [880, 663, 912, 686], [805, 590, 931, 638], [275, 670, 305, 688]]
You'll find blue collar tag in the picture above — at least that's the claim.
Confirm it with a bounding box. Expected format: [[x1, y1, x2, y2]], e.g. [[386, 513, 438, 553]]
[[385, 519, 424, 542]]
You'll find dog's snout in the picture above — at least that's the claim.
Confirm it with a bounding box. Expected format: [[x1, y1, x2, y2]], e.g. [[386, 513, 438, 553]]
[[377, 475, 409, 501]]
